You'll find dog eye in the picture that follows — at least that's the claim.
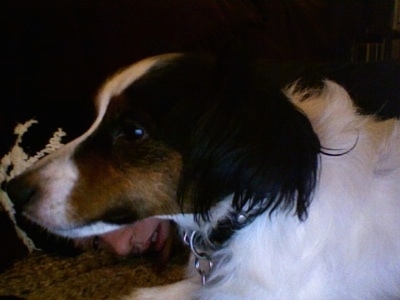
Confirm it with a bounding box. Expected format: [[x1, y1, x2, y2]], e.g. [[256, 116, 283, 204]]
[[133, 128, 144, 137], [119, 123, 149, 141], [127, 125, 148, 141]]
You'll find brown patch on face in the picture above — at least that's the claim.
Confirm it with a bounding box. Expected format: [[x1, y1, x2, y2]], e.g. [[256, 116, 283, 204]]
[[67, 143, 183, 225]]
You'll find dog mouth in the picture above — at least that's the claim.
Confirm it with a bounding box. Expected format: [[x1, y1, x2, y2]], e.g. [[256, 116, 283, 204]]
[[74, 217, 173, 257], [132, 220, 170, 254]]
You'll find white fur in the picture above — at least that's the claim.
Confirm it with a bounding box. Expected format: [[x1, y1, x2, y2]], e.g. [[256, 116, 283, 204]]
[[54, 221, 122, 238], [125, 81, 400, 299]]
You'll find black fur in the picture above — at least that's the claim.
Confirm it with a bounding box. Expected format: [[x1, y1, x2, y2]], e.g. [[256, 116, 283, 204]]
[[124, 54, 400, 228], [176, 56, 322, 223]]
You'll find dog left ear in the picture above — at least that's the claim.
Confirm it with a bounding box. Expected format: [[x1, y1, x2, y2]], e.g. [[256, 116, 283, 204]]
[[178, 70, 321, 222]]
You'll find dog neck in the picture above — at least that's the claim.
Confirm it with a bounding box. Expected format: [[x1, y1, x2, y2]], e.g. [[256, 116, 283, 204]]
[[184, 209, 258, 286], [165, 196, 261, 285]]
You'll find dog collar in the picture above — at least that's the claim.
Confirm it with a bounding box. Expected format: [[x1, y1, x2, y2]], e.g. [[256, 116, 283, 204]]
[[183, 231, 213, 286], [181, 208, 256, 286]]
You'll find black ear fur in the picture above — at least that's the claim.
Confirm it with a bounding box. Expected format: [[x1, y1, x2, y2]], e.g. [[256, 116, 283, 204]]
[[177, 60, 321, 222]]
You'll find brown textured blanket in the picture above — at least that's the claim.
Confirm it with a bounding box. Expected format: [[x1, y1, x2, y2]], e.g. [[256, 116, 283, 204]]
[[0, 248, 188, 300]]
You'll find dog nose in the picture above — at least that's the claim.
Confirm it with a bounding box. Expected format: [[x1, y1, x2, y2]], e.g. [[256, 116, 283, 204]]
[[6, 175, 35, 210]]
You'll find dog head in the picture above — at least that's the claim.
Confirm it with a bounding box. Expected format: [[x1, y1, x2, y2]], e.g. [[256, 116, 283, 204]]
[[7, 53, 321, 240]]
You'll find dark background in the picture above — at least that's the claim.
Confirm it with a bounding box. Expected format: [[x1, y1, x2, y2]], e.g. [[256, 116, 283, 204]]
[[1, 0, 398, 148]]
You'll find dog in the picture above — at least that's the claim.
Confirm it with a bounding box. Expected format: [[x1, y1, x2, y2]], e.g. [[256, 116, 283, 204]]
[[7, 53, 400, 299]]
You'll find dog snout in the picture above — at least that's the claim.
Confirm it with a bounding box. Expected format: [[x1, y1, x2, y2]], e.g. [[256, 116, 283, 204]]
[[6, 174, 36, 211]]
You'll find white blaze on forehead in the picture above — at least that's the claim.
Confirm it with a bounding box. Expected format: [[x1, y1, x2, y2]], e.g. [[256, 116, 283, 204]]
[[69, 53, 182, 151], [39, 53, 182, 189], [92, 53, 182, 139], [41, 53, 181, 169]]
